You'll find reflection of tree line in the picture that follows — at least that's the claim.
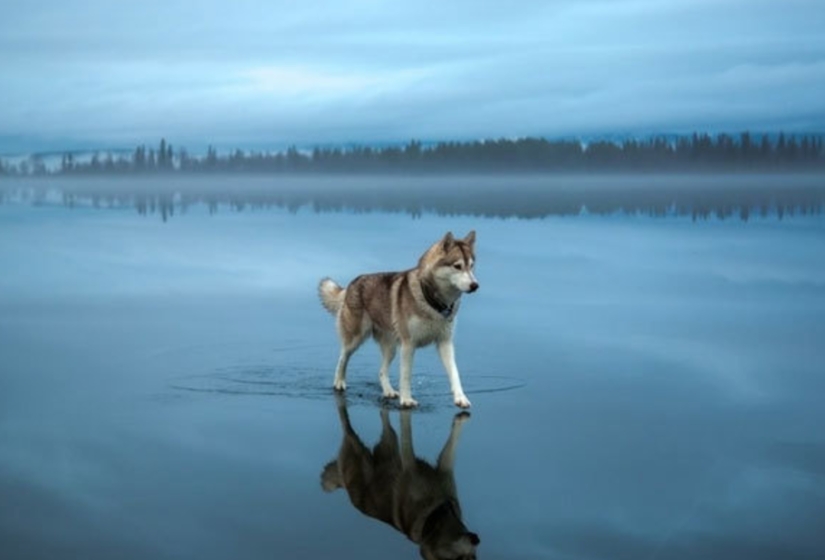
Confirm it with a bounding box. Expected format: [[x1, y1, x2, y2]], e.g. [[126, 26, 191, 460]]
[[4, 175, 820, 222], [1, 132, 824, 177]]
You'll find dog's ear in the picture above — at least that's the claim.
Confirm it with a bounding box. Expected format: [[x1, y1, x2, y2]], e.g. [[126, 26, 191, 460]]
[[320, 460, 342, 493], [463, 230, 476, 248], [442, 231, 455, 250]]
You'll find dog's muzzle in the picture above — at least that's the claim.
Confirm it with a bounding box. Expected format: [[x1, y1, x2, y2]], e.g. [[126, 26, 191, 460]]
[[468, 282, 479, 293]]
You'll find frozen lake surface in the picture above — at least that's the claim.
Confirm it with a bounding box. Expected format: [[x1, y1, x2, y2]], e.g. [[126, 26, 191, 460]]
[[1, 185, 825, 559]]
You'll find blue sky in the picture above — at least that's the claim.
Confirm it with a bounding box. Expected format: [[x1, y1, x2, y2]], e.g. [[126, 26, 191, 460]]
[[1, 0, 824, 153]]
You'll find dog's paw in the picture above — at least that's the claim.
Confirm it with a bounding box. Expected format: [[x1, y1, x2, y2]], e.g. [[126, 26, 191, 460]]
[[382, 387, 400, 399], [333, 380, 347, 392], [399, 397, 419, 409], [454, 394, 472, 409]]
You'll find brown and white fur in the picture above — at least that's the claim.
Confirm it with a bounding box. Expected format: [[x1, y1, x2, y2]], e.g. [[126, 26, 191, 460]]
[[318, 231, 479, 409], [321, 395, 480, 560]]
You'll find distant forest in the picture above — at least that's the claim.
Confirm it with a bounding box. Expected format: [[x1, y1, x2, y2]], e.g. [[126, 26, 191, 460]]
[[2, 132, 825, 176]]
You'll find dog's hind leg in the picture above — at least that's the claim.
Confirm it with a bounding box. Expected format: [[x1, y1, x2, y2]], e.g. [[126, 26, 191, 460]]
[[333, 337, 367, 391], [334, 392, 354, 432], [333, 334, 369, 392], [321, 394, 351, 493], [333, 346, 355, 392], [377, 338, 399, 399], [332, 309, 369, 392]]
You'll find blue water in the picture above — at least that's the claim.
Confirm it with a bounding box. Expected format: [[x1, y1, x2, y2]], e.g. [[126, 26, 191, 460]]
[[1, 194, 824, 559]]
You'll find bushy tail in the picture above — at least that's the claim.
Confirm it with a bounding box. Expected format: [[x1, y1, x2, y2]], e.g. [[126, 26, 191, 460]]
[[318, 277, 345, 315]]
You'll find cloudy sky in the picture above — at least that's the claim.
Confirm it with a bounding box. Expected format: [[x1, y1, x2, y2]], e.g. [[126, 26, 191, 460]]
[[1, 0, 824, 153]]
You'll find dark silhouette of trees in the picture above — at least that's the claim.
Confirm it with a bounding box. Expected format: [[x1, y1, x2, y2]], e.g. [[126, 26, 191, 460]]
[[37, 132, 825, 176], [1, 131, 823, 178], [158, 138, 167, 169]]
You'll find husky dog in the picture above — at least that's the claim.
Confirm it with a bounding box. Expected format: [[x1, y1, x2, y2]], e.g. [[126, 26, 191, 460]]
[[318, 231, 479, 409], [321, 396, 480, 560]]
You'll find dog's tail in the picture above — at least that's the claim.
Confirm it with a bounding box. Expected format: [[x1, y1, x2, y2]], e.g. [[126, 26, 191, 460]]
[[318, 277, 345, 315]]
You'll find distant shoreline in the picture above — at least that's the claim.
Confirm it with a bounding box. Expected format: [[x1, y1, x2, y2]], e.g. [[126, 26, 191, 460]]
[[2, 133, 823, 177]]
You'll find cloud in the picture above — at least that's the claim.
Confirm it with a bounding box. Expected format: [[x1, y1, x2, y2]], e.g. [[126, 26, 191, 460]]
[[1, 0, 824, 150]]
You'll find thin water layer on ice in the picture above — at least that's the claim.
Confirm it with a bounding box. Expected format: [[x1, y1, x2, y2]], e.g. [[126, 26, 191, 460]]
[[1, 198, 824, 559]]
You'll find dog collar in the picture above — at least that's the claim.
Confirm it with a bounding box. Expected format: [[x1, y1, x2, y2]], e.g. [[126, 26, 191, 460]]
[[421, 282, 455, 319], [437, 304, 454, 319]]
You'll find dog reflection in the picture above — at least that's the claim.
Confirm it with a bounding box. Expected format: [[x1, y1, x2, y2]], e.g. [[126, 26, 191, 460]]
[[321, 398, 480, 559]]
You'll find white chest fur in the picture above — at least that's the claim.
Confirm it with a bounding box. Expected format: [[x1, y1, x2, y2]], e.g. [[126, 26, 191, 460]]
[[406, 314, 453, 347]]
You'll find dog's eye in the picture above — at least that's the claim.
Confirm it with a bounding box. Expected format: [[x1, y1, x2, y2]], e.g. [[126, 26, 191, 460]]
[[453, 263, 463, 270]]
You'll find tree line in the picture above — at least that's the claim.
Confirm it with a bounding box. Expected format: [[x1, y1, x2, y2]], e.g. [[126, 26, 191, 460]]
[[1, 132, 824, 176]]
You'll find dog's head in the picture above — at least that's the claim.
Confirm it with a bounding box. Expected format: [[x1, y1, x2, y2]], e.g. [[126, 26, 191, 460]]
[[420, 231, 479, 294]]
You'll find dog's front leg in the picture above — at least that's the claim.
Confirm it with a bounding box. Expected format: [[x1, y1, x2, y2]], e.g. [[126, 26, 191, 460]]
[[399, 409, 416, 470], [398, 341, 418, 408], [436, 338, 471, 408], [378, 340, 399, 399], [437, 411, 470, 474], [333, 347, 353, 391]]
